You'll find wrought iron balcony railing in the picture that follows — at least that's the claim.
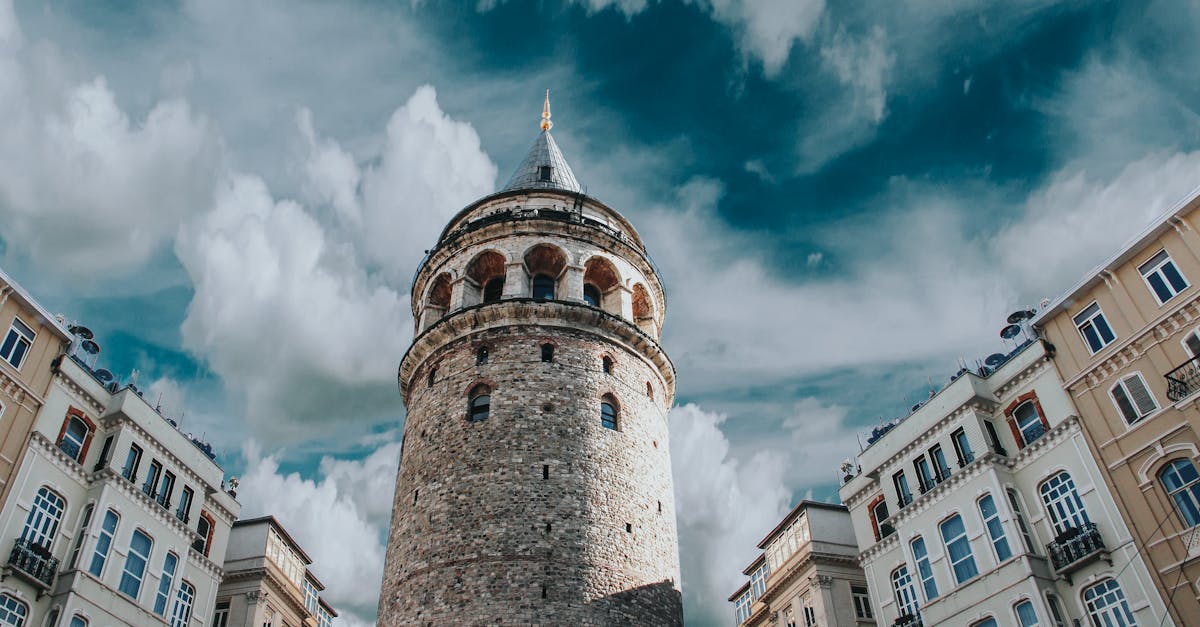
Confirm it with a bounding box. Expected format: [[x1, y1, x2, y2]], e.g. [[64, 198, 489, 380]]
[[1166, 355, 1200, 402], [6, 538, 59, 590], [1047, 523, 1106, 577]]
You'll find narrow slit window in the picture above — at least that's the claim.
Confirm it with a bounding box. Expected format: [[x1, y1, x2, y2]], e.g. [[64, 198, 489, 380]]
[[468, 385, 491, 422], [541, 344, 554, 363], [600, 399, 618, 430], [538, 166, 552, 181], [476, 346, 489, 365]]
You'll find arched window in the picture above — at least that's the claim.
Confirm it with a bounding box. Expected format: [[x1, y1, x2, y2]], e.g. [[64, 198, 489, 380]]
[[602, 356, 613, 374], [154, 552, 179, 616], [476, 346, 489, 366], [45, 608, 59, 627], [1159, 458, 1200, 527], [583, 284, 601, 307], [169, 581, 195, 627], [600, 397, 619, 431], [119, 529, 153, 599], [68, 504, 95, 569], [0, 595, 28, 627], [977, 493, 1012, 562], [910, 536, 938, 601], [194, 514, 212, 556], [1012, 401, 1046, 447], [890, 566, 920, 621], [21, 487, 65, 550], [483, 277, 504, 303], [59, 416, 90, 461], [89, 509, 119, 577], [939, 514, 978, 584], [532, 274, 556, 300], [427, 367, 437, 388], [1013, 600, 1039, 627], [468, 385, 491, 422], [1082, 579, 1135, 627], [541, 344, 554, 363], [1039, 472, 1090, 535], [68, 616, 86, 627]]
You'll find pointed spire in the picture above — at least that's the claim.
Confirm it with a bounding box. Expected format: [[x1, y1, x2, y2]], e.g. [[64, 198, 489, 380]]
[[541, 89, 553, 132], [501, 91, 581, 194]]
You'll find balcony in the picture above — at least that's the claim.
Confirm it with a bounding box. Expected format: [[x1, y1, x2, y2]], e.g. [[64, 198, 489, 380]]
[[1047, 523, 1108, 581], [5, 538, 59, 592], [892, 613, 923, 627], [1166, 355, 1200, 401]]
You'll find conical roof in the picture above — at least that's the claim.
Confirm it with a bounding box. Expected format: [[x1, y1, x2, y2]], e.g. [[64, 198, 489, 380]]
[[501, 90, 581, 194]]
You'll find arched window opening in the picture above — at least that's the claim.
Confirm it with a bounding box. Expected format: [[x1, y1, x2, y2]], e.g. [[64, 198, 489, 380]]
[[154, 552, 179, 616], [1082, 579, 1135, 627], [602, 356, 614, 374], [1011, 401, 1046, 447], [1039, 472, 1091, 535], [428, 367, 437, 388], [59, 415, 90, 461], [890, 566, 920, 622], [194, 514, 213, 556], [939, 514, 978, 584], [476, 346, 489, 366], [89, 509, 119, 577], [541, 344, 554, 363], [1160, 458, 1200, 527], [600, 397, 619, 431], [68, 615, 86, 627], [583, 284, 602, 307], [483, 278, 504, 303], [0, 595, 28, 627], [21, 486, 65, 550], [426, 273, 452, 310], [119, 529, 153, 599], [532, 274, 556, 300], [169, 581, 195, 627], [468, 385, 491, 422]]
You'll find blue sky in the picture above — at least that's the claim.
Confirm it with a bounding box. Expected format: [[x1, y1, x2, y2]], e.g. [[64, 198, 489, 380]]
[[3, 1, 1200, 624]]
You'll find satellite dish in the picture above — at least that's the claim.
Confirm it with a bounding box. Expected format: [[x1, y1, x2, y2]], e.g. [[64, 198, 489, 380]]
[[1000, 324, 1023, 340], [81, 340, 100, 355], [93, 369, 114, 383], [67, 325, 94, 340], [1006, 310, 1035, 324], [985, 353, 1007, 367]]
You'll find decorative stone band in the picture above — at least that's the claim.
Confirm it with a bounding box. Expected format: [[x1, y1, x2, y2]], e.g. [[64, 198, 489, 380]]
[[399, 299, 675, 405], [756, 548, 858, 607], [226, 567, 310, 617]]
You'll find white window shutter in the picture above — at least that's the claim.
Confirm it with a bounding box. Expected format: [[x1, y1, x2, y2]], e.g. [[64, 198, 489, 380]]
[[1124, 375, 1157, 416]]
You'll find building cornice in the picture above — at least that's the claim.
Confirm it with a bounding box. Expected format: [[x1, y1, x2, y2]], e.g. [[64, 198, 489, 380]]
[[0, 362, 46, 413], [51, 368, 105, 415], [1063, 295, 1200, 391], [224, 566, 312, 619]]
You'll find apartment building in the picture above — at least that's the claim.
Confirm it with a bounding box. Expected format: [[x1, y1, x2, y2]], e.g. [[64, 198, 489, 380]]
[[214, 516, 336, 627], [838, 339, 1167, 626], [0, 346, 239, 626], [1034, 185, 1200, 624], [729, 501, 875, 627], [0, 268, 71, 509]]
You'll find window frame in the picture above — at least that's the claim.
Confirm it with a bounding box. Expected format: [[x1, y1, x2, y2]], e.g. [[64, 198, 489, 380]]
[[951, 428, 974, 467], [583, 283, 602, 307], [55, 409, 95, 464], [1073, 301, 1117, 354], [68, 503, 95, 570], [531, 273, 556, 300], [851, 585, 873, 620], [1159, 458, 1200, 528], [1138, 249, 1189, 305], [910, 536, 938, 601], [0, 594, 28, 627], [1014, 599, 1040, 627], [600, 397, 619, 431], [1082, 578, 1135, 627], [1006, 488, 1038, 555], [1109, 372, 1158, 426], [88, 509, 120, 577], [893, 470, 913, 507], [1005, 393, 1050, 449], [119, 528, 154, 600], [939, 513, 979, 584], [1039, 471, 1091, 535], [467, 385, 491, 422], [21, 486, 66, 550], [154, 552, 179, 616], [890, 565, 920, 620], [0, 316, 35, 370], [929, 444, 952, 483], [977, 493, 1013, 563], [169, 580, 195, 627], [122, 444, 143, 482]]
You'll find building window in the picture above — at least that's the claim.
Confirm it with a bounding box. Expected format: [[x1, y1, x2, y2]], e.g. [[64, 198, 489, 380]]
[[532, 274, 556, 300], [482, 277, 504, 303], [911, 536, 938, 601], [1073, 302, 1116, 354], [122, 444, 142, 482], [1011, 400, 1048, 447], [1044, 593, 1067, 627], [304, 579, 319, 613], [119, 529, 153, 599], [939, 514, 978, 584], [541, 343, 554, 362], [0, 317, 35, 370], [476, 346, 489, 365], [154, 552, 178, 616], [1139, 249, 1189, 304], [915, 456, 935, 493], [427, 367, 437, 388], [68, 616, 86, 627], [600, 397, 619, 430], [143, 460, 162, 499], [157, 471, 176, 509], [646, 381, 654, 399], [94, 435, 114, 471], [748, 562, 768, 599], [929, 444, 952, 482], [978, 493, 1013, 562], [802, 604, 816, 627], [212, 601, 230, 627], [602, 356, 613, 374], [583, 284, 601, 307], [1014, 600, 1040, 627], [733, 591, 752, 624], [468, 385, 491, 422], [177, 487, 194, 523], [984, 420, 1007, 456], [169, 581, 194, 627], [45, 609, 59, 627], [893, 471, 913, 507], [68, 504, 95, 569], [1110, 373, 1157, 426], [851, 585, 872, 619], [890, 565, 920, 621], [89, 509, 119, 576], [1040, 472, 1091, 535], [57, 415, 91, 462], [538, 165, 552, 181], [1082, 579, 1136, 627], [1006, 488, 1038, 554], [1159, 458, 1200, 527], [952, 428, 974, 466], [21, 486, 65, 550], [194, 513, 214, 556], [971, 619, 998, 627], [0, 595, 27, 627]]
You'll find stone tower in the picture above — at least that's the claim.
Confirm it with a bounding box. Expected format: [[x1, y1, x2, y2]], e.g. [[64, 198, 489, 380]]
[[378, 95, 682, 625]]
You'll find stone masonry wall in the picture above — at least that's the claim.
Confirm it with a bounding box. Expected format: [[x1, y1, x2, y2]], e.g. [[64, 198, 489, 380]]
[[378, 322, 682, 626]]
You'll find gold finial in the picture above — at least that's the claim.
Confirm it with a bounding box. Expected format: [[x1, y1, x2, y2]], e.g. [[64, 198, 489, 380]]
[[540, 89, 553, 132]]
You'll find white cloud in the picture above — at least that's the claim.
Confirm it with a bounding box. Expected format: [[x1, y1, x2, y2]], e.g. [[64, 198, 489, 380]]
[[701, 0, 826, 77], [238, 441, 399, 626], [670, 403, 790, 627], [820, 26, 894, 125], [0, 0, 222, 277]]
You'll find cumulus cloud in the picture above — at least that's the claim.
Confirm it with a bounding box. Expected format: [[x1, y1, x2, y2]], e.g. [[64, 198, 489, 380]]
[[670, 404, 790, 627], [0, 0, 222, 277], [238, 441, 400, 626], [701, 0, 826, 76]]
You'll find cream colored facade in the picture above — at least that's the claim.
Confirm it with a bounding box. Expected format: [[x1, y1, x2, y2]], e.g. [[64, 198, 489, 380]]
[[729, 502, 876, 627], [1034, 187, 1200, 624], [214, 517, 335, 627], [838, 340, 1167, 627], [0, 267, 71, 511]]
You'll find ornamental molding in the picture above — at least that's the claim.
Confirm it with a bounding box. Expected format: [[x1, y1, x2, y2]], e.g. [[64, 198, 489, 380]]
[[29, 432, 91, 485], [0, 366, 43, 413], [992, 354, 1052, 398], [1069, 297, 1200, 393], [757, 549, 856, 607], [51, 368, 105, 414], [92, 466, 206, 545]]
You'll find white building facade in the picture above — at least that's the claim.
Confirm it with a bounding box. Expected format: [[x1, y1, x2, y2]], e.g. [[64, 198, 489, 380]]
[[0, 353, 239, 626], [839, 340, 1169, 627]]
